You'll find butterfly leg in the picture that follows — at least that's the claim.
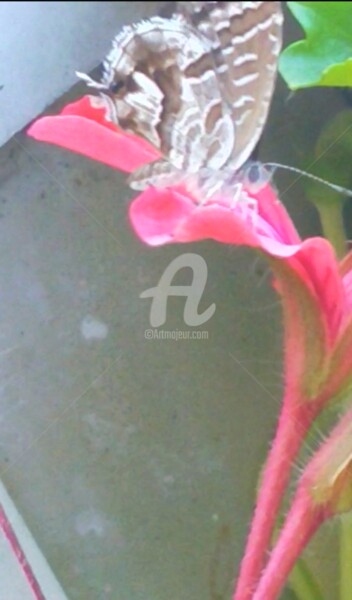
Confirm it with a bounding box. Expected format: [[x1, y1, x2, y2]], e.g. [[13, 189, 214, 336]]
[[128, 160, 185, 191]]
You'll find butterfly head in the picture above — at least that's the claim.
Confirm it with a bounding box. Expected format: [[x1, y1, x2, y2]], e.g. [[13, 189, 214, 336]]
[[240, 162, 274, 193]]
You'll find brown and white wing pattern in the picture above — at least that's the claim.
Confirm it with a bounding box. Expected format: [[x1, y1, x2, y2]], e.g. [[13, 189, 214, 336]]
[[177, 1, 283, 169], [98, 16, 235, 173], [80, 2, 283, 192]]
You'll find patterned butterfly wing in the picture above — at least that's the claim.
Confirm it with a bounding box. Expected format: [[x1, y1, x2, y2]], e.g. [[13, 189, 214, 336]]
[[83, 2, 283, 191], [99, 16, 235, 175], [177, 1, 283, 170]]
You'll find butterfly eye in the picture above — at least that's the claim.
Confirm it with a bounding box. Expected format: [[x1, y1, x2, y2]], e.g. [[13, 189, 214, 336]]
[[243, 162, 273, 192], [109, 80, 125, 94], [246, 162, 261, 184]]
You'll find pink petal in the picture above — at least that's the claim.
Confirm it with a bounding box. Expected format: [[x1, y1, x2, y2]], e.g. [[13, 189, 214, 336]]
[[27, 96, 160, 173], [343, 270, 352, 314], [130, 186, 264, 247], [129, 187, 198, 246], [290, 239, 345, 344], [60, 96, 119, 126], [130, 185, 299, 251], [256, 185, 301, 246], [339, 251, 352, 316], [130, 185, 345, 345]]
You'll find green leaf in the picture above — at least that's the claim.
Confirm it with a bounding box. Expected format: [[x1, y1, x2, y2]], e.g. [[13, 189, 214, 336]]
[[304, 109, 352, 200], [288, 558, 326, 600], [319, 59, 352, 87], [280, 2, 352, 89], [302, 109, 352, 256], [340, 514, 352, 600], [281, 588, 299, 600]]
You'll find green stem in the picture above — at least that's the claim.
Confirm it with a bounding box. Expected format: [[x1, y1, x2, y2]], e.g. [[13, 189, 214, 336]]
[[340, 513, 352, 600], [317, 201, 347, 259], [289, 558, 325, 600]]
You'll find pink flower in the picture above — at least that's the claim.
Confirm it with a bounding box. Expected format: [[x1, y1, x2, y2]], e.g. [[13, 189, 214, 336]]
[[28, 96, 160, 172], [27, 95, 345, 368], [27, 95, 352, 599]]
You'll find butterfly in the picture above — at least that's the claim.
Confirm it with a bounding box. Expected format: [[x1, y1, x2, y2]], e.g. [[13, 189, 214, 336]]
[[78, 2, 283, 202]]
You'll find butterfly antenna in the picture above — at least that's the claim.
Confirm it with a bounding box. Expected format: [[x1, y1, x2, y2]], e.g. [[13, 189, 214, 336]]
[[265, 162, 352, 198], [76, 71, 109, 90]]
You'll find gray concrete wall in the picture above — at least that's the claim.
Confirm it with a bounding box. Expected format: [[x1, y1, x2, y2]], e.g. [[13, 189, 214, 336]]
[[0, 1, 160, 146]]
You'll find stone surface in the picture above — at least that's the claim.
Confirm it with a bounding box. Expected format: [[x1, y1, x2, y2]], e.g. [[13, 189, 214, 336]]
[[0, 2, 160, 146]]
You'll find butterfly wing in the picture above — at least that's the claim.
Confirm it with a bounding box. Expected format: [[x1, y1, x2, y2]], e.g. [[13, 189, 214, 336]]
[[100, 16, 235, 174], [91, 2, 283, 191], [178, 1, 283, 170]]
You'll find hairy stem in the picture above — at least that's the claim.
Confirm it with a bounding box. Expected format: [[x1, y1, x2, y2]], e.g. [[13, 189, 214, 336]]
[[233, 398, 319, 600]]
